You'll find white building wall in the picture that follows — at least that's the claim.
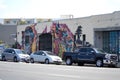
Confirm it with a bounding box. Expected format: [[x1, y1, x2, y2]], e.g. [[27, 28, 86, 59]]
[[17, 11, 120, 47]]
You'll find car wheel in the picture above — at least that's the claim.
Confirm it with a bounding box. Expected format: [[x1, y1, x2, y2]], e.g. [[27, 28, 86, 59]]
[[2, 56, 6, 61], [25, 60, 30, 63], [14, 57, 18, 62], [30, 58, 34, 63], [45, 59, 49, 64], [66, 57, 72, 65], [96, 59, 103, 67]]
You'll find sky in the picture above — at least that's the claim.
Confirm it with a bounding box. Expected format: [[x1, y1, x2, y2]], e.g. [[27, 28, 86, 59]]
[[0, 0, 120, 19]]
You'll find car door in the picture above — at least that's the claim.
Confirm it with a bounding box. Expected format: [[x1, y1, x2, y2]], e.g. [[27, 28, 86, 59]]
[[37, 51, 46, 62], [7, 49, 15, 60], [77, 48, 88, 61], [36, 51, 42, 62], [39, 52, 46, 62], [33, 52, 40, 62], [86, 48, 96, 62], [3, 49, 10, 60], [10, 50, 16, 60]]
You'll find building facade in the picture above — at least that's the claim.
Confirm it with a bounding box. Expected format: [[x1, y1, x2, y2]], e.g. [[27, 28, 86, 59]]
[[4, 18, 35, 25], [3, 18, 52, 25], [0, 24, 17, 46], [0, 11, 120, 53], [16, 11, 120, 55]]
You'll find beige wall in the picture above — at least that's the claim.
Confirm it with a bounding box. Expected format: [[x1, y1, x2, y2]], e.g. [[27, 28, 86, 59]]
[[17, 11, 120, 47], [0, 25, 17, 46]]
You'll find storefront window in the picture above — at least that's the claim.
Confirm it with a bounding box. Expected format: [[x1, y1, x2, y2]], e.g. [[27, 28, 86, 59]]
[[103, 31, 109, 53], [103, 31, 119, 54], [118, 32, 120, 54]]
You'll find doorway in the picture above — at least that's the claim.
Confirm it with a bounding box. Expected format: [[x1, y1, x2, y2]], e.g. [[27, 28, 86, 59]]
[[39, 33, 52, 51]]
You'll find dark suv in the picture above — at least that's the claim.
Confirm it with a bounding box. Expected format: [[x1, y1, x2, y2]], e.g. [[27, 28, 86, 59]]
[[63, 47, 118, 67]]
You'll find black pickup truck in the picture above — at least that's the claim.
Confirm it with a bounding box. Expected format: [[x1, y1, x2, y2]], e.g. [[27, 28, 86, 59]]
[[63, 47, 118, 67]]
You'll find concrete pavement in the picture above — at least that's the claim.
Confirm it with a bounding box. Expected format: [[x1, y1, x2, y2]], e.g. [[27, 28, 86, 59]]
[[0, 61, 120, 80]]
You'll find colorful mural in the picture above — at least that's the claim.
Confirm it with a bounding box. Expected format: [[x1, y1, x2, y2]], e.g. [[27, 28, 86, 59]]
[[50, 23, 74, 57], [21, 23, 74, 57], [21, 23, 37, 54]]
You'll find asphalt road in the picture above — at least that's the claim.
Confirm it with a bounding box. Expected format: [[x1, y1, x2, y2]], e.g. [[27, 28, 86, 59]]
[[0, 61, 120, 80]]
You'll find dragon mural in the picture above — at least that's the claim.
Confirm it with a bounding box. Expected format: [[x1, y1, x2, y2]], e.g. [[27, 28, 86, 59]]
[[21, 23, 37, 54], [50, 23, 74, 57], [21, 23, 74, 57]]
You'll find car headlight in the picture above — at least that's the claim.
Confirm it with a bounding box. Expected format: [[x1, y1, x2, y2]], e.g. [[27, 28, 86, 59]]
[[19, 55, 30, 59], [19, 55, 25, 58], [52, 58, 57, 61], [52, 58, 62, 61], [110, 56, 117, 60], [105, 54, 109, 59]]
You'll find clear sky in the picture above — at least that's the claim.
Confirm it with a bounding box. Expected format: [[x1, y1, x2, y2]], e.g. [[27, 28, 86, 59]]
[[0, 0, 120, 18]]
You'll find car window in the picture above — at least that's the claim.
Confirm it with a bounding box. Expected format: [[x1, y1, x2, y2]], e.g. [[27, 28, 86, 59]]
[[15, 49, 23, 54], [46, 51, 55, 55], [34, 51, 42, 55], [94, 48, 106, 54], [21, 50, 27, 54], [87, 48, 95, 53], [8, 50, 12, 53], [79, 48, 87, 53], [41, 52, 46, 56], [37, 52, 42, 55], [4, 49, 9, 53], [4, 49, 13, 54], [10, 50, 15, 54]]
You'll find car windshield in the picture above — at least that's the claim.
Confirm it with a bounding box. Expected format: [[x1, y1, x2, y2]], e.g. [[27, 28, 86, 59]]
[[15, 49, 27, 54], [94, 48, 106, 54], [21, 50, 27, 54], [46, 51, 55, 56]]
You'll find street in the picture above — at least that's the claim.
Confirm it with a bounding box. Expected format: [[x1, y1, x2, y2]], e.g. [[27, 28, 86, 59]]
[[0, 61, 120, 80]]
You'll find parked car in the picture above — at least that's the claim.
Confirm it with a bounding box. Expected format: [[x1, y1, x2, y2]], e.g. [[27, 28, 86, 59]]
[[63, 47, 118, 67], [1, 48, 30, 62], [0, 45, 5, 60], [30, 50, 62, 64], [0, 53, 1, 60]]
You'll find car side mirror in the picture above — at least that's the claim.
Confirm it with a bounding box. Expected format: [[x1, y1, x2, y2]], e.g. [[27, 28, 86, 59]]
[[12, 52, 15, 54], [90, 51, 95, 54], [42, 54, 46, 56]]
